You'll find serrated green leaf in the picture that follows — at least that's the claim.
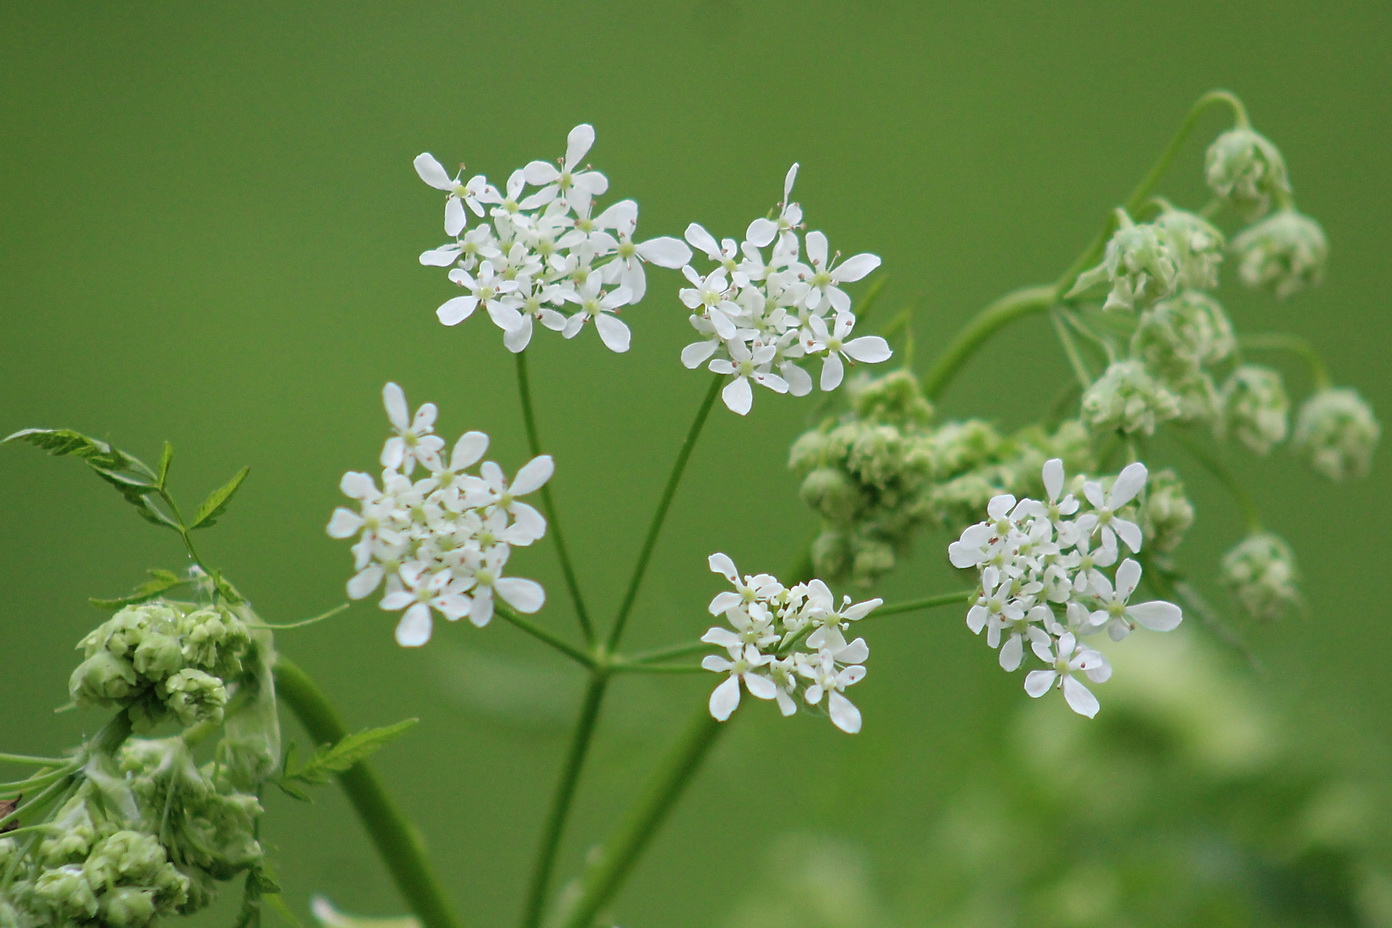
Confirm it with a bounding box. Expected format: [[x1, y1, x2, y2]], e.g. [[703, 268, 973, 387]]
[[89, 568, 187, 609], [6, 428, 180, 529], [284, 720, 418, 787], [157, 441, 174, 488], [190, 466, 250, 530]]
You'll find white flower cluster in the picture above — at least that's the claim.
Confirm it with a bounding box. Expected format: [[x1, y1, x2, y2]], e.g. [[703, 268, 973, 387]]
[[327, 383, 550, 647], [947, 459, 1183, 718], [415, 124, 691, 354], [700, 554, 879, 733], [678, 165, 892, 415]]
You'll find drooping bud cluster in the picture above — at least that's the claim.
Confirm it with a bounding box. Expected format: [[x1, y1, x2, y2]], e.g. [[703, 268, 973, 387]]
[[700, 554, 878, 733], [1221, 532, 1300, 621], [1080, 360, 1183, 437], [69, 600, 251, 729], [1219, 365, 1290, 454], [1231, 209, 1328, 300], [1140, 469, 1195, 555], [1204, 127, 1291, 219], [1067, 207, 1223, 314], [1292, 387, 1380, 481], [790, 370, 1095, 584], [678, 164, 891, 415], [415, 124, 691, 353], [328, 382, 550, 647], [948, 460, 1183, 717]]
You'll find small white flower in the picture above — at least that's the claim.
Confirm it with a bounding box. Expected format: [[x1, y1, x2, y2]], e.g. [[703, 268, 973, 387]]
[[521, 124, 610, 207], [701, 643, 777, 721], [381, 382, 445, 473], [803, 313, 892, 391], [799, 230, 881, 316], [413, 153, 488, 236], [1023, 632, 1110, 718], [709, 341, 788, 415]]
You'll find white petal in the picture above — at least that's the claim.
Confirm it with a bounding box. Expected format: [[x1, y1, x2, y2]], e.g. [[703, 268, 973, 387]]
[[843, 335, 892, 364], [828, 691, 862, 734], [1024, 670, 1056, 698], [1062, 676, 1100, 718], [346, 566, 383, 600], [1114, 517, 1143, 554], [820, 352, 845, 392], [782, 363, 812, 396], [413, 153, 454, 191], [1110, 462, 1149, 508], [743, 673, 777, 700], [806, 230, 828, 267], [1128, 600, 1183, 632], [495, 577, 545, 614], [508, 502, 547, 542], [394, 604, 433, 648], [436, 295, 477, 327], [1043, 459, 1064, 500], [451, 431, 490, 469], [709, 675, 741, 721], [746, 218, 777, 248], [326, 507, 363, 538], [419, 244, 461, 267], [523, 160, 560, 185], [511, 455, 555, 495], [445, 197, 466, 237], [701, 628, 740, 649], [708, 591, 741, 615], [833, 253, 880, 283], [565, 123, 595, 169], [783, 163, 799, 201], [486, 302, 524, 333], [504, 315, 533, 353], [381, 382, 409, 431], [681, 340, 718, 369], [1000, 635, 1023, 671], [685, 223, 720, 257], [636, 236, 692, 268], [837, 637, 869, 664], [594, 313, 631, 353], [722, 377, 753, 416], [708, 553, 738, 582], [1115, 558, 1142, 599]]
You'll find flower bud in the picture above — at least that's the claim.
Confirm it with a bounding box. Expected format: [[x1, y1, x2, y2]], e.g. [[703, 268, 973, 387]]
[[177, 607, 250, 678], [810, 531, 852, 580], [846, 425, 906, 487], [1205, 128, 1291, 219], [1220, 365, 1289, 454], [1132, 292, 1235, 375], [1144, 469, 1195, 554], [1293, 388, 1380, 480], [1222, 532, 1300, 621], [132, 633, 183, 681], [31, 864, 100, 920], [1231, 209, 1328, 300], [1155, 209, 1224, 291], [925, 419, 1001, 477], [100, 887, 158, 928], [69, 651, 140, 707], [788, 429, 831, 471], [799, 467, 860, 523], [848, 369, 934, 425], [159, 669, 229, 728], [1082, 360, 1183, 436], [1067, 213, 1177, 312], [0, 837, 17, 869], [850, 535, 896, 584], [84, 831, 168, 891]]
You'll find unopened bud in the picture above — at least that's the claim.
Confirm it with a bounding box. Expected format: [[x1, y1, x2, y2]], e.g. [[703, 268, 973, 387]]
[[159, 669, 229, 728], [1205, 128, 1290, 219], [1144, 470, 1195, 554], [1231, 209, 1328, 300], [1293, 387, 1380, 480], [1156, 210, 1224, 291], [1222, 532, 1300, 621], [1082, 360, 1183, 436], [1220, 365, 1289, 454]]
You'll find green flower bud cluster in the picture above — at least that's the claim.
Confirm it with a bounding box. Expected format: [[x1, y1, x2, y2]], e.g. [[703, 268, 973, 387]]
[[1205, 128, 1291, 220], [792, 371, 1095, 583], [1231, 209, 1328, 301], [1221, 532, 1300, 622], [1219, 365, 1289, 455], [1081, 360, 1183, 437], [1067, 208, 1223, 314], [1141, 469, 1196, 555], [69, 601, 251, 730], [3, 737, 266, 928], [1292, 388, 1380, 481]]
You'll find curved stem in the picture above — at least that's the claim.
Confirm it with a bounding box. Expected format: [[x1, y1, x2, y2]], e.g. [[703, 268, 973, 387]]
[[558, 708, 727, 928], [921, 285, 1055, 401], [871, 590, 976, 619], [516, 351, 596, 645], [1239, 333, 1332, 390], [606, 374, 724, 651], [495, 603, 595, 669], [273, 656, 466, 928], [1169, 428, 1263, 533], [1054, 89, 1249, 300], [615, 640, 710, 667], [520, 674, 609, 928]]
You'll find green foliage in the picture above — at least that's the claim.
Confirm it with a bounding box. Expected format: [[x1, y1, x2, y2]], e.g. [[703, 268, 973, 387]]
[[191, 466, 251, 530], [4, 428, 179, 530], [89, 570, 186, 610], [277, 720, 419, 801]]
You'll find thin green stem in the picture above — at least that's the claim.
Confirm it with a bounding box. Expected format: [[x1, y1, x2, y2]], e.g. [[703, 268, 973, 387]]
[[520, 674, 609, 928], [249, 602, 349, 631], [1239, 332, 1332, 390], [1169, 428, 1263, 533], [1055, 89, 1248, 300], [607, 374, 724, 651], [921, 285, 1056, 401], [0, 764, 78, 795], [611, 663, 705, 675], [559, 708, 727, 928], [872, 590, 976, 619], [516, 351, 596, 645], [0, 754, 68, 767], [273, 656, 465, 928], [0, 773, 71, 832], [1050, 308, 1098, 389], [495, 603, 595, 669], [616, 640, 710, 667]]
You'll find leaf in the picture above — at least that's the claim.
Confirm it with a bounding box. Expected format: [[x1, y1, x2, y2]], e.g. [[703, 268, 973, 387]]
[[283, 720, 418, 787], [90, 568, 186, 609], [157, 441, 174, 488], [191, 466, 250, 530], [5, 428, 179, 529]]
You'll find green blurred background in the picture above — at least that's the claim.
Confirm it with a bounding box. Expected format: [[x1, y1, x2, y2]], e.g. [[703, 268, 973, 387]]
[[4, 1, 1391, 925]]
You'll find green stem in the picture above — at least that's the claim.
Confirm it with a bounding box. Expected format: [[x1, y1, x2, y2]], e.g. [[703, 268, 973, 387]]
[[1055, 89, 1248, 300], [0, 765, 78, 795], [0, 754, 69, 767], [615, 640, 710, 667], [520, 674, 609, 928], [921, 285, 1056, 401], [1169, 428, 1263, 533], [273, 656, 465, 928], [1239, 333, 1332, 390], [558, 709, 727, 928], [495, 603, 595, 669], [611, 663, 705, 675], [516, 352, 596, 645], [606, 374, 724, 651], [1050, 308, 1098, 389], [871, 590, 976, 619]]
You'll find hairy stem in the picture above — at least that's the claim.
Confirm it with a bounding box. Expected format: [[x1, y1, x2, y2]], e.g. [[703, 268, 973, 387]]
[[273, 656, 465, 928], [516, 351, 597, 645], [606, 374, 724, 651], [558, 709, 727, 928], [520, 674, 610, 928]]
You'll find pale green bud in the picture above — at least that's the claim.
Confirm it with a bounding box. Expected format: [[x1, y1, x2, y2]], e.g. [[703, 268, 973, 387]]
[[810, 531, 852, 580], [1168, 370, 1221, 425], [850, 536, 896, 584], [789, 429, 831, 472], [926, 420, 1001, 477], [1231, 209, 1328, 300], [848, 369, 934, 425], [131, 633, 183, 681], [1222, 532, 1300, 621], [69, 651, 140, 707], [32, 864, 99, 919], [1155, 210, 1225, 291], [1220, 365, 1289, 454], [799, 467, 860, 524], [180, 791, 263, 879], [100, 887, 158, 928], [1132, 292, 1235, 375], [846, 425, 905, 487], [1068, 211, 1176, 312], [0, 901, 19, 928], [1205, 128, 1290, 219], [159, 669, 229, 728], [1293, 388, 1380, 481], [1144, 469, 1195, 554], [83, 831, 168, 890], [177, 607, 250, 678], [1082, 360, 1183, 436]]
